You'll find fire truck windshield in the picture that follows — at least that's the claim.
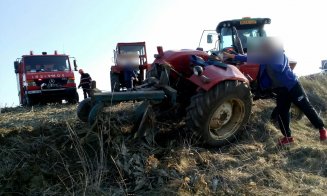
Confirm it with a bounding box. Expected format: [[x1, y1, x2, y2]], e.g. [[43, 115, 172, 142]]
[[24, 56, 70, 73]]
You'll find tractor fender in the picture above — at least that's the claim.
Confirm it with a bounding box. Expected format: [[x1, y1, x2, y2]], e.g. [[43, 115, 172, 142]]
[[188, 65, 249, 91]]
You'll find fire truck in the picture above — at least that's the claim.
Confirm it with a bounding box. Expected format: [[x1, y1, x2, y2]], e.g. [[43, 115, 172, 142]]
[[14, 51, 79, 106]]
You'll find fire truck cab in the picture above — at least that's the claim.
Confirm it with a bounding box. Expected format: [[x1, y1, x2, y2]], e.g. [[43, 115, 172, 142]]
[[14, 51, 79, 106]]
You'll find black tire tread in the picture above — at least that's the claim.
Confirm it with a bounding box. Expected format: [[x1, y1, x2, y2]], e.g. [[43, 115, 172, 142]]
[[77, 98, 92, 122], [186, 80, 252, 147]]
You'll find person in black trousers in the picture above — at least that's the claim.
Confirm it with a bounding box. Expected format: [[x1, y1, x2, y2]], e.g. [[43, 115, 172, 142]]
[[224, 38, 326, 146], [78, 69, 92, 99]]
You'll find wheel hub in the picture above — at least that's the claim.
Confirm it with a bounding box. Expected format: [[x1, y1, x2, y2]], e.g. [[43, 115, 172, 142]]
[[210, 102, 233, 130]]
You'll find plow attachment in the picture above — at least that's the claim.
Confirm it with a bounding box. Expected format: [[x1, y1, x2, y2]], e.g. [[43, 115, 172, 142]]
[[77, 90, 166, 139]]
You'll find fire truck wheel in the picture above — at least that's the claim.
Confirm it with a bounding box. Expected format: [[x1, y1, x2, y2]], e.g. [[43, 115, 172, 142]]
[[186, 80, 252, 147], [110, 72, 121, 92], [23, 95, 34, 106], [68, 91, 79, 104], [77, 98, 92, 122]]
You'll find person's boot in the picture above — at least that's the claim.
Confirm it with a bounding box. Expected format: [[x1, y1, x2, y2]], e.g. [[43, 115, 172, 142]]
[[278, 137, 294, 146], [320, 128, 327, 141]]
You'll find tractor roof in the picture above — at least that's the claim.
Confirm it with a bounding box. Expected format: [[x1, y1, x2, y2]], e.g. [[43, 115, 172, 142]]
[[216, 17, 271, 32], [117, 42, 146, 47]]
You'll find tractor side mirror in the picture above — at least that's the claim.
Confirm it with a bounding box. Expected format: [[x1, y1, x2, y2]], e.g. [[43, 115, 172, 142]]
[[73, 59, 78, 71], [207, 34, 213, 43], [14, 61, 19, 73]]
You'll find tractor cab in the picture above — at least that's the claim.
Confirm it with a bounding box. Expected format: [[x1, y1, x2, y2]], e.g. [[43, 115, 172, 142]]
[[110, 42, 148, 92], [199, 18, 271, 54], [216, 17, 271, 53]]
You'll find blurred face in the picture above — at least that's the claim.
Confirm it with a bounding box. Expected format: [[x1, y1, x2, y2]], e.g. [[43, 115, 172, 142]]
[[117, 53, 139, 66], [247, 37, 284, 64]]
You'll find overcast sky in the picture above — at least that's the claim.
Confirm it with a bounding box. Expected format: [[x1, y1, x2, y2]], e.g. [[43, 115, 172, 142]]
[[0, 0, 326, 106]]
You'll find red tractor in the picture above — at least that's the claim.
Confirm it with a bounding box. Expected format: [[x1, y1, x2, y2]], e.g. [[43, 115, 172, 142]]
[[14, 51, 79, 106], [110, 42, 149, 92], [77, 18, 295, 147]]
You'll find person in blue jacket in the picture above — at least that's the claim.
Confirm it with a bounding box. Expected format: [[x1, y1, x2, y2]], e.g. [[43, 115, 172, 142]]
[[123, 64, 138, 89], [224, 39, 326, 146]]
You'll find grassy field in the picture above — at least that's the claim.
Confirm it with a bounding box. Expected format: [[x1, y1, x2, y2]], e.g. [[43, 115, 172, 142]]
[[0, 73, 326, 195]]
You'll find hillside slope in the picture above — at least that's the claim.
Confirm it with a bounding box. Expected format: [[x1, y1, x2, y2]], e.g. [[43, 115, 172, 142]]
[[0, 73, 326, 195]]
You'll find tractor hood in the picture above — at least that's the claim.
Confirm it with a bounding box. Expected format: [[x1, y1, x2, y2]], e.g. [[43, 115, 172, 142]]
[[153, 49, 209, 78]]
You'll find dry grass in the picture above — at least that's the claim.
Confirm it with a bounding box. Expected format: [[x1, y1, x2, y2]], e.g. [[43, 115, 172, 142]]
[[0, 73, 327, 195]]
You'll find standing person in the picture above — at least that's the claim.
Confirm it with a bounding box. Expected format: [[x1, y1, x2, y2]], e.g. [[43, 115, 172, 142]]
[[123, 65, 138, 89], [270, 60, 298, 121], [121, 53, 139, 90], [78, 69, 92, 99], [224, 38, 327, 146]]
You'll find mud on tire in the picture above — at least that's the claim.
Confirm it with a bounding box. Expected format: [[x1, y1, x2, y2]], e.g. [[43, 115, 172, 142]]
[[186, 80, 252, 147]]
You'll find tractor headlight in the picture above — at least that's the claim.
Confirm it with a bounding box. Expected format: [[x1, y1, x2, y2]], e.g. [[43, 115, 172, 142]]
[[193, 66, 203, 76]]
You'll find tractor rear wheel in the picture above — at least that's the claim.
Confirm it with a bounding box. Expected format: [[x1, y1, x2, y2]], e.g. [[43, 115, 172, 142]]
[[186, 80, 252, 147], [110, 71, 121, 92], [77, 98, 92, 122]]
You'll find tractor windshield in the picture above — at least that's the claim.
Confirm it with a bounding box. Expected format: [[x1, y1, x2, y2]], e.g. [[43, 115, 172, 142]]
[[119, 45, 145, 56], [219, 27, 266, 50], [117, 45, 146, 65], [24, 56, 70, 73]]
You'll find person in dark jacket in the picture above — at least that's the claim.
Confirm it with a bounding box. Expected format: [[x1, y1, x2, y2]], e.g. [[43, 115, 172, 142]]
[[123, 65, 138, 89], [78, 69, 92, 99], [224, 38, 327, 146]]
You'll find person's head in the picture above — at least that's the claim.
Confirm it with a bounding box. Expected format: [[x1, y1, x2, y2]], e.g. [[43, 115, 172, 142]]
[[79, 69, 84, 74], [259, 38, 283, 55], [248, 37, 284, 64]]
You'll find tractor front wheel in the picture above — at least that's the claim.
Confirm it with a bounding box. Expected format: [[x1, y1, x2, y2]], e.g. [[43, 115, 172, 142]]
[[186, 80, 252, 147], [77, 98, 92, 122], [88, 102, 105, 127]]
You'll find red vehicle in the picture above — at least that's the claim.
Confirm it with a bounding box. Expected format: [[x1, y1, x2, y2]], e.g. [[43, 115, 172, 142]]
[[14, 51, 79, 106], [78, 18, 298, 147], [110, 42, 148, 91]]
